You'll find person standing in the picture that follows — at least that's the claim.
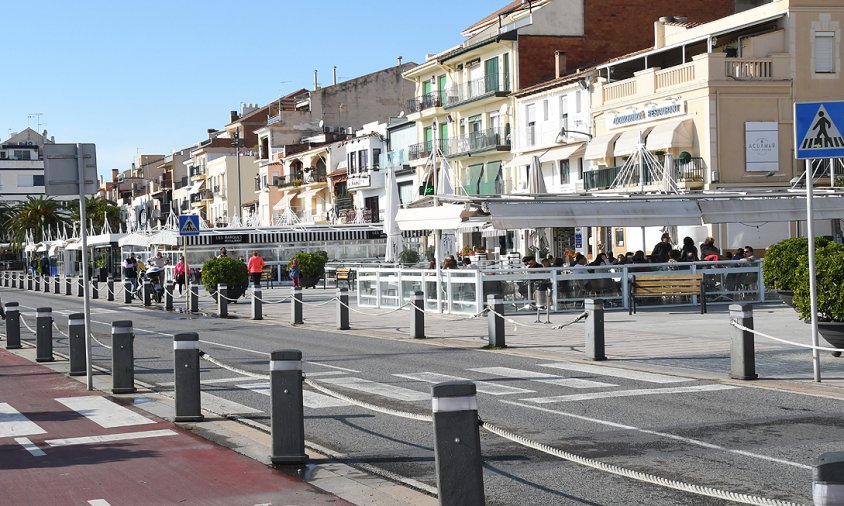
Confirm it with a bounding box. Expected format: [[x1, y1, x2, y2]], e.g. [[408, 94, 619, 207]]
[[289, 258, 301, 288], [247, 251, 266, 288], [39, 255, 51, 279], [123, 253, 139, 296], [173, 255, 186, 294], [651, 233, 673, 263]]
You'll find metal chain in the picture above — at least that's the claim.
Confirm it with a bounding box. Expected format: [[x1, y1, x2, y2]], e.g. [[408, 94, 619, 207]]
[[485, 307, 588, 331], [730, 320, 842, 353], [200, 351, 270, 380], [552, 311, 589, 330], [304, 378, 433, 422], [250, 294, 292, 304], [18, 315, 37, 334]]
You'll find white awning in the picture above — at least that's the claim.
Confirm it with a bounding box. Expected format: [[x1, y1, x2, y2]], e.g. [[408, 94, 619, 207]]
[[273, 190, 298, 211], [614, 128, 651, 157], [699, 194, 844, 223], [118, 232, 151, 247], [646, 119, 694, 151], [584, 133, 620, 161], [296, 185, 327, 203], [512, 143, 586, 168], [396, 204, 466, 231], [487, 199, 703, 228], [189, 180, 205, 194], [87, 233, 126, 246], [65, 240, 82, 251], [149, 229, 178, 246]]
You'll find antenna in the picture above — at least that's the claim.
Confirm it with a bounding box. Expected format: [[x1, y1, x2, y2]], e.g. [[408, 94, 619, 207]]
[[27, 112, 44, 131]]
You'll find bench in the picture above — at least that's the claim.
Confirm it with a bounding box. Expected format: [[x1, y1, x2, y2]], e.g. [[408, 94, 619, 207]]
[[260, 267, 275, 288], [335, 267, 353, 289], [629, 273, 706, 315]]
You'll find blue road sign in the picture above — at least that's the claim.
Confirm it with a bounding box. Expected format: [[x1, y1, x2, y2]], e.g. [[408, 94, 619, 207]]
[[795, 101, 844, 159], [178, 215, 200, 236]]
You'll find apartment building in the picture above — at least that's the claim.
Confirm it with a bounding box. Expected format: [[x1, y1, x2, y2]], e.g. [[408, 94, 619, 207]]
[[0, 128, 53, 202]]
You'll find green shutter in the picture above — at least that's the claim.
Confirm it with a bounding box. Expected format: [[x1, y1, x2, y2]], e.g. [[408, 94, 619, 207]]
[[503, 53, 510, 91], [484, 57, 499, 93], [463, 163, 484, 195], [479, 161, 502, 195], [437, 75, 447, 105]]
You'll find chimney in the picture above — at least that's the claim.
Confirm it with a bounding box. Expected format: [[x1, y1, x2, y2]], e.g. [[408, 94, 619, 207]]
[[111, 168, 118, 183], [333, 66, 337, 85], [230, 110, 239, 123], [654, 17, 670, 49], [555, 51, 567, 78], [397, 55, 403, 66], [313, 69, 319, 91]]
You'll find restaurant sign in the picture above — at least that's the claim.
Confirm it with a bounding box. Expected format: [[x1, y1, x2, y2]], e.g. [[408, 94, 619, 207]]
[[347, 174, 371, 189], [606, 100, 685, 129]]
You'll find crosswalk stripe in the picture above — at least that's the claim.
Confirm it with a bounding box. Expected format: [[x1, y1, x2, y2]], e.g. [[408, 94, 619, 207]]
[[46, 429, 178, 447], [537, 362, 693, 384], [469, 367, 617, 389], [318, 377, 429, 402], [55, 396, 155, 428], [393, 372, 534, 395], [0, 403, 47, 438], [521, 384, 739, 404], [14, 437, 46, 456], [237, 382, 352, 408], [200, 392, 262, 414]]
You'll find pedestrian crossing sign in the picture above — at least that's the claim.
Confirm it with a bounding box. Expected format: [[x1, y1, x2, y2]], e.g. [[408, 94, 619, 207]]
[[794, 101, 844, 159], [179, 215, 200, 236]]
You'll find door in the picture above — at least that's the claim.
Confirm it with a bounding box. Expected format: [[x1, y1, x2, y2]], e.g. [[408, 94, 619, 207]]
[[484, 57, 499, 93], [437, 75, 447, 106], [439, 122, 449, 154]]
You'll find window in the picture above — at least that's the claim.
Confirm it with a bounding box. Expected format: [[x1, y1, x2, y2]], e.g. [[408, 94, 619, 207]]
[[525, 103, 536, 146], [17, 174, 42, 187], [815, 31, 835, 73], [358, 149, 368, 171], [560, 95, 569, 132], [14, 150, 32, 160], [34, 175, 44, 186], [348, 152, 357, 173], [484, 57, 499, 93], [559, 160, 570, 184], [372, 148, 381, 168], [398, 181, 413, 206], [542, 99, 549, 121], [576, 159, 583, 180]]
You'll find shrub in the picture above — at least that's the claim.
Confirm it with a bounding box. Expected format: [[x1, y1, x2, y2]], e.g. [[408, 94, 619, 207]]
[[290, 251, 327, 287], [425, 246, 435, 262], [762, 237, 829, 291], [201, 256, 248, 299], [398, 248, 420, 266], [793, 242, 844, 321]]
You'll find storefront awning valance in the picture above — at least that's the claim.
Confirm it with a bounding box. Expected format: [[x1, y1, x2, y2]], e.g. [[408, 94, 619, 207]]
[[487, 199, 702, 228], [396, 204, 466, 231], [584, 133, 620, 161], [614, 128, 651, 157], [699, 194, 844, 223], [646, 119, 694, 151]]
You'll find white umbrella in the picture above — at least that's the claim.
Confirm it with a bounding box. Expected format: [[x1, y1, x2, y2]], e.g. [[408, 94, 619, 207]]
[[383, 169, 404, 263], [527, 156, 549, 254]]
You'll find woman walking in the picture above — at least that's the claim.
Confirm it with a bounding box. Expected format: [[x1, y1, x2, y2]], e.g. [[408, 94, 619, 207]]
[[174, 256, 186, 294], [289, 258, 301, 288]]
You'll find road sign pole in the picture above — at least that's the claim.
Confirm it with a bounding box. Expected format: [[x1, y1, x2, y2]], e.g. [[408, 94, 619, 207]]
[[806, 158, 821, 382], [77, 144, 94, 391]]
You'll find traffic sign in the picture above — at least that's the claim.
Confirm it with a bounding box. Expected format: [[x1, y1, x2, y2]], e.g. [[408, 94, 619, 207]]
[[179, 215, 200, 236], [794, 101, 844, 159]]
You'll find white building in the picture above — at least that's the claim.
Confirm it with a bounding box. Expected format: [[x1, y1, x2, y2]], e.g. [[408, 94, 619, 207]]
[[0, 128, 52, 202]]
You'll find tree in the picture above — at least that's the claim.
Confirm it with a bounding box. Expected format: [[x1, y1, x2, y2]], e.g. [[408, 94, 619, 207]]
[[6, 196, 71, 246], [0, 201, 14, 242], [70, 196, 121, 233]]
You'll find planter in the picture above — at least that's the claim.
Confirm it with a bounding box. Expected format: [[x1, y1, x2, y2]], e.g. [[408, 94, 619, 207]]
[[98, 268, 109, 282], [300, 275, 321, 289], [818, 322, 844, 356], [777, 290, 795, 308]]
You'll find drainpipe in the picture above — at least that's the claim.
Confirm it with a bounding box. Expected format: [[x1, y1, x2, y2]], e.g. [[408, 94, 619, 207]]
[[313, 70, 318, 91]]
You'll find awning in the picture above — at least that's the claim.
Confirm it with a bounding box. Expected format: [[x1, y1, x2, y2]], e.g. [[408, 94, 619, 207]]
[[65, 240, 82, 251], [189, 180, 205, 194], [296, 185, 327, 204], [149, 229, 178, 246], [699, 194, 844, 223], [396, 204, 467, 231], [584, 133, 621, 161], [118, 232, 151, 247], [487, 199, 703, 228], [273, 190, 298, 211], [646, 119, 694, 151], [87, 233, 126, 246], [511, 143, 586, 168], [614, 128, 650, 157]]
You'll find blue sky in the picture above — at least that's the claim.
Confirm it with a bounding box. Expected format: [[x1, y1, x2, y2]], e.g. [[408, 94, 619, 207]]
[[2, 0, 495, 178]]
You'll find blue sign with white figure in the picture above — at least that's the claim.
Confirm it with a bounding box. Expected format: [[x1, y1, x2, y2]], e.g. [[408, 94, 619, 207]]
[[794, 101, 844, 159], [179, 215, 200, 236]]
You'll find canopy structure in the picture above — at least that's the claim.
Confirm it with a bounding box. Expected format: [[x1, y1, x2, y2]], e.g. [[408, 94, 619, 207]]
[[396, 204, 467, 231], [118, 231, 151, 248]]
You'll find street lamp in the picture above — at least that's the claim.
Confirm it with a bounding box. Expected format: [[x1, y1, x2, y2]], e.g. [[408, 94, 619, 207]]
[[232, 128, 242, 222], [555, 127, 593, 144]]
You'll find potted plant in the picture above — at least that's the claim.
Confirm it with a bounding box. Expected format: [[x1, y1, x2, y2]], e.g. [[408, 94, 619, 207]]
[[762, 237, 829, 307], [398, 248, 420, 266], [290, 250, 328, 289], [95, 255, 109, 282], [200, 256, 248, 301], [792, 242, 844, 354]]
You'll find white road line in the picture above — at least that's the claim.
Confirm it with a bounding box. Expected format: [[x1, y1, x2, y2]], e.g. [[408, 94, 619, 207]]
[[46, 429, 178, 447], [200, 392, 262, 414], [237, 383, 352, 409], [522, 384, 738, 403], [14, 437, 46, 457], [537, 362, 693, 384], [318, 377, 429, 402], [306, 361, 360, 373], [158, 376, 255, 387], [394, 372, 534, 395], [469, 367, 617, 389], [55, 396, 155, 428], [304, 371, 347, 378], [88, 500, 112, 506], [0, 403, 47, 438], [500, 399, 812, 470]]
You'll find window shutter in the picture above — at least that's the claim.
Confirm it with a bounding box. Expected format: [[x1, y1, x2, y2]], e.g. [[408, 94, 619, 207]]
[[815, 32, 835, 73]]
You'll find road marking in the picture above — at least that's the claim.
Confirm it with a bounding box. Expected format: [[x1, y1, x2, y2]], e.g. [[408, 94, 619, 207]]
[[237, 382, 352, 408], [14, 437, 46, 456], [88, 500, 112, 506], [501, 399, 812, 470], [200, 392, 262, 414], [522, 384, 738, 403], [306, 361, 359, 373], [469, 367, 617, 389], [305, 371, 347, 378], [394, 372, 534, 395], [0, 403, 47, 437], [318, 377, 429, 402], [46, 429, 178, 447], [55, 396, 155, 428], [538, 362, 693, 384]]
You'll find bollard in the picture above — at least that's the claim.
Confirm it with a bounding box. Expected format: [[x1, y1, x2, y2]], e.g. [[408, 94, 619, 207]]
[[43, 276, 50, 293], [411, 290, 425, 339], [35, 307, 54, 363], [487, 295, 505, 348], [111, 320, 136, 394], [813, 451, 844, 505], [165, 281, 174, 311], [189, 284, 199, 313], [2, 272, 6, 287], [336, 288, 349, 330], [107, 276, 115, 301], [68, 313, 86, 376], [65, 275, 72, 295], [432, 381, 485, 506], [217, 284, 228, 318], [124, 280, 133, 304], [143, 280, 152, 307], [584, 299, 606, 361], [20, 273, 25, 290], [27, 275, 33, 291], [91, 280, 99, 300], [252, 287, 263, 320], [77, 276, 84, 297], [34, 275, 41, 292], [269, 349, 308, 466], [53, 275, 60, 294], [4, 302, 21, 349], [291, 287, 303, 325], [173, 332, 204, 422], [729, 304, 758, 380], [11, 273, 16, 289]]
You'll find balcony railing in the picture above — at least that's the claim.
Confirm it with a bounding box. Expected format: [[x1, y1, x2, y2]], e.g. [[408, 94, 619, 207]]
[[381, 148, 410, 168], [725, 58, 773, 79], [274, 172, 325, 188], [676, 157, 705, 182], [445, 127, 510, 157], [189, 165, 205, 178], [409, 141, 433, 161], [584, 157, 706, 191], [445, 74, 510, 108], [407, 92, 445, 114]]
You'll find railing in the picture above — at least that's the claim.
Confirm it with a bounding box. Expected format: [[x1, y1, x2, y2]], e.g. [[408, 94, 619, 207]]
[[445, 74, 510, 107], [445, 127, 510, 157], [381, 148, 409, 168], [602, 80, 636, 103], [584, 158, 704, 191], [725, 58, 773, 79], [408, 140, 433, 161], [189, 165, 205, 178], [338, 208, 376, 224], [676, 157, 705, 182], [655, 63, 695, 90], [407, 92, 445, 113], [583, 166, 622, 191], [275, 173, 305, 188]]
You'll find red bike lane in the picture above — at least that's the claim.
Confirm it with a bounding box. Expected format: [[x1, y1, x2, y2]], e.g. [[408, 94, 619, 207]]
[[0, 349, 350, 506]]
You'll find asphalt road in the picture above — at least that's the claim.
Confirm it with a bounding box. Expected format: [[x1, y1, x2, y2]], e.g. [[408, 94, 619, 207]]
[[4, 286, 838, 506]]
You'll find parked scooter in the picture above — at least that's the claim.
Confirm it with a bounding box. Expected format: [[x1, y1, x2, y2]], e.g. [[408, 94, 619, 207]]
[[146, 266, 164, 303]]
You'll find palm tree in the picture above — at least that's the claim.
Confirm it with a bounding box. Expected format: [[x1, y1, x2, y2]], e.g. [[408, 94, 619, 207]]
[[6, 196, 71, 246], [70, 196, 121, 233], [0, 201, 14, 242]]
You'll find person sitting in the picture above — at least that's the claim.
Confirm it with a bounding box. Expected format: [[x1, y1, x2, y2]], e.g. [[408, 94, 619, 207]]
[[462, 257, 479, 270], [679, 236, 699, 262], [741, 246, 756, 261], [733, 248, 745, 260], [651, 233, 673, 263], [700, 237, 720, 259]]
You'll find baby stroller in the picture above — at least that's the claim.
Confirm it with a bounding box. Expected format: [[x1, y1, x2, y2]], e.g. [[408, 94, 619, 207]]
[[145, 266, 164, 303]]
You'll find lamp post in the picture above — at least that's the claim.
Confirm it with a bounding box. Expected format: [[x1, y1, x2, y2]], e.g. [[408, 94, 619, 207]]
[[555, 127, 593, 143], [233, 128, 242, 222]]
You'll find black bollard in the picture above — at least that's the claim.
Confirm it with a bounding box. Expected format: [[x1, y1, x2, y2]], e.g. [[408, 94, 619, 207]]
[[77, 276, 84, 297], [270, 349, 308, 466], [165, 281, 174, 311], [27, 275, 33, 291], [11, 273, 16, 289], [34, 276, 41, 292], [584, 299, 606, 361], [729, 304, 758, 380], [123, 280, 133, 304], [252, 287, 262, 320], [487, 295, 505, 347], [291, 287, 303, 325], [68, 313, 86, 376], [217, 284, 228, 318], [143, 280, 152, 307], [174, 332, 204, 422], [336, 288, 349, 330], [20, 273, 25, 290], [189, 284, 199, 313], [43, 276, 50, 293], [35, 307, 54, 363], [411, 290, 425, 339], [4, 302, 21, 349], [813, 451, 844, 505], [107, 275, 115, 301], [432, 381, 485, 506], [53, 275, 60, 294], [111, 320, 136, 394], [65, 275, 72, 295], [91, 280, 99, 300]]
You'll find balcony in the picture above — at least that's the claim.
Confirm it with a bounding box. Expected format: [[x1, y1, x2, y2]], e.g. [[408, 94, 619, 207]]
[[189, 165, 206, 179], [382, 148, 409, 169], [407, 92, 445, 114], [444, 127, 510, 158], [584, 157, 705, 191], [445, 74, 510, 109], [408, 141, 433, 161]]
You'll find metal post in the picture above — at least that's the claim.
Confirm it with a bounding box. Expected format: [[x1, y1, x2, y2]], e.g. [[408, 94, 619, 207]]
[[189, 284, 199, 313], [65, 275, 72, 295], [4, 302, 21, 349], [107, 275, 114, 301], [432, 381, 485, 506], [91, 279, 98, 300], [270, 349, 308, 466], [806, 159, 822, 382], [217, 283, 228, 318], [174, 332, 204, 422], [123, 280, 132, 304], [336, 287, 349, 330], [584, 299, 606, 361], [35, 307, 54, 363], [487, 295, 505, 347], [813, 451, 844, 505], [68, 313, 86, 376], [111, 320, 136, 394], [143, 280, 152, 307], [291, 287, 303, 325], [27, 274, 33, 291], [77, 276, 84, 297], [411, 290, 425, 339], [54, 275, 60, 294], [19, 273, 25, 290], [10, 273, 16, 288], [165, 280, 174, 311], [729, 304, 758, 380], [43, 276, 50, 293], [35, 275, 41, 292], [252, 287, 262, 320]]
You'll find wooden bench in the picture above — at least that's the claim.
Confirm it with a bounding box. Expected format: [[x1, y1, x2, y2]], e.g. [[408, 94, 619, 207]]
[[629, 273, 706, 315], [260, 267, 274, 288], [335, 267, 353, 289]]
